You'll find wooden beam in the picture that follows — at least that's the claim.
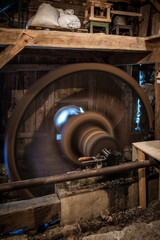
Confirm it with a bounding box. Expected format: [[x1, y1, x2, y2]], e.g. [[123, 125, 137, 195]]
[[150, 0, 160, 12], [133, 141, 160, 207], [0, 28, 154, 52], [138, 150, 146, 209], [139, 3, 151, 37], [0, 194, 60, 234], [155, 63, 160, 140], [159, 165, 160, 201], [0, 31, 37, 69], [111, 10, 142, 17], [0, 64, 62, 72], [138, 48, 160, 64], [145, 34, 160, 41]]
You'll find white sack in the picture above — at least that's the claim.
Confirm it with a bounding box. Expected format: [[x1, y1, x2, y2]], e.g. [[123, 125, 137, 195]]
[[57, 9, 74, 16], [57, 9, 65, 16], [30, 3, 59, 27], [64, 9, 74, 15], [26, 15, 35, 29], [58, 14, 81, 29]]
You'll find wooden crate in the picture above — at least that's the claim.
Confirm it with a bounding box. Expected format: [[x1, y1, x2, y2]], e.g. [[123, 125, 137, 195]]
[[84, 0, 113, 24]]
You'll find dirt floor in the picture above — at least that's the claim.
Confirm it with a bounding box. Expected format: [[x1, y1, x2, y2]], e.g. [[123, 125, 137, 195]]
[[0, 200, 160, 240]]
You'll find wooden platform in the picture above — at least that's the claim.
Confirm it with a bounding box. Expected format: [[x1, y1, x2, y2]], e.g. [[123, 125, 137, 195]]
[[0, 28, 159, 72], [0, 27, 157, 70], [133, 140, 160, 161], [0, 28, 155, 51]]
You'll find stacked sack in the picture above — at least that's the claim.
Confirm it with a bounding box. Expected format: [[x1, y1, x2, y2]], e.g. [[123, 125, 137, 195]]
[[26, 3, 81, 30]]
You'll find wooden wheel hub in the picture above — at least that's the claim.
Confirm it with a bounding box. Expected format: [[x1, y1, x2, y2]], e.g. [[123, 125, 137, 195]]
[[61, 112, 118, 163]]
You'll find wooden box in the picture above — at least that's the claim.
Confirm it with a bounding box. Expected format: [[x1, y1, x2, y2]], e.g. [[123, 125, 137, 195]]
[[84, 0, 113, 24]]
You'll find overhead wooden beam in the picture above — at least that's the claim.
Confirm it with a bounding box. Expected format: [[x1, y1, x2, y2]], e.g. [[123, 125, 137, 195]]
[[0, 31, 37, 69], [145, 35, 160, 50], [0, 28, 154, 52], [0, 63, 62, 72], [145, 34, 160, 41]]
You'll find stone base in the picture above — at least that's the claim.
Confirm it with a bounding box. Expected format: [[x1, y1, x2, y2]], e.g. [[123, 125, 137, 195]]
[[55, 172, 159, 225], [55, 175, 139, 225]]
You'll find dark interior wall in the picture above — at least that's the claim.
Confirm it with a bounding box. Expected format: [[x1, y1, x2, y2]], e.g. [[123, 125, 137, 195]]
[[1, 0, 160, 36], [0, 0, 86, 29], [0, 0, 144, 29]]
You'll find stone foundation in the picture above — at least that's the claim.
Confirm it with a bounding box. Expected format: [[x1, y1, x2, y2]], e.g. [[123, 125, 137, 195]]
[[55, 173, 159, 225]]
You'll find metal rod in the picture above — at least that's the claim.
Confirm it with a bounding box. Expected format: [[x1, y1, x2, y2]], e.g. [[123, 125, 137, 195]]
[[0, 159, 157, 193]]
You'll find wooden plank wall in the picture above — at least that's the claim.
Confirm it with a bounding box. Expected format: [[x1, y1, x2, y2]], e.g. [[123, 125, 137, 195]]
[[0, 52, 152, 165]]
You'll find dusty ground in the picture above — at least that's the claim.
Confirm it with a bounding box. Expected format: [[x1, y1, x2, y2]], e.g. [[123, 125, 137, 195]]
[[0, 200, 160, 240], [83, 221, 160, 240]]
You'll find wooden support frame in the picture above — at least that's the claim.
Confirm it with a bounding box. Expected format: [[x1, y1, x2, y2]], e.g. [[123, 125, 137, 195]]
[[113, 24, 133, 36], [155, 62, 160, 140], [132, 141, 160, 209], [138, 48, 160, 64], [84, 0, 113, 24], [0, 31, 37, 69], [138, 150, 146, 209]]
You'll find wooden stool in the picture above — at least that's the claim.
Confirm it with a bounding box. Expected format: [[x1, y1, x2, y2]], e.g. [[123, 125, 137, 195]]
[[113, 24, 133, 36], [85, 21, 109, 34]]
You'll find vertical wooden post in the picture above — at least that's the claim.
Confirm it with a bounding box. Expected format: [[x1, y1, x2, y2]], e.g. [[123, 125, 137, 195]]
[[105, 23, 109, 34], [159, 165, 160, 201], [107, 7, 111, 22], [90, 21, 93, 33], [91, 4, 94, 18], [139, 3, 151, 37], [85, 9, 88, 19], [116, 25, 119, 35], [155, 63, 160, 140], [155, 63, 160, 201], [138, 149, 146, 209]]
